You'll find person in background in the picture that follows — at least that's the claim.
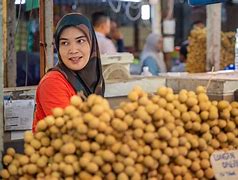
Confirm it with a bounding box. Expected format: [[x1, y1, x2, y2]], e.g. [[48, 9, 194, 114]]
[[108, 20, 125, 52], [32, 13, 105, 132], [171, 41, 188, 72], [140, 33, 167, 75], [92, 12, 117, 54], [192, 20, 205, 29]]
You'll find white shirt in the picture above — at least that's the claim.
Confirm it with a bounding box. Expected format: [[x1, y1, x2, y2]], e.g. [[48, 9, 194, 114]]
[[95, 32, 117, 54]]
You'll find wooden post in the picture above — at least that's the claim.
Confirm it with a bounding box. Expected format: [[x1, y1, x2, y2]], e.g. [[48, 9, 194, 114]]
[[39, 0, 54, 78], [3, 0, 16, 87], [2, 0, 7, 86], [206, 3, 221, 71], [151, 0, 162, 35], [0, 0, 4, 168], [39, 0, 46, 78], [44, 0, 54, 70]]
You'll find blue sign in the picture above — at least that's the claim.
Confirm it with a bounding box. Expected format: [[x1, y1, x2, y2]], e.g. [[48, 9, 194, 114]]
[[188, 0, 227, 6]]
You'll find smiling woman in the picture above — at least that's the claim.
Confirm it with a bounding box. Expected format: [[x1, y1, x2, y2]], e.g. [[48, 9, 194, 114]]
[[32, 13, 105, 132], [59, 26, 91, 71]]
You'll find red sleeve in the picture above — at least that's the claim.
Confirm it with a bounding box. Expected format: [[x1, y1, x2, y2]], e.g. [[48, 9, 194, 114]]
[[37, 74, 74, 116]]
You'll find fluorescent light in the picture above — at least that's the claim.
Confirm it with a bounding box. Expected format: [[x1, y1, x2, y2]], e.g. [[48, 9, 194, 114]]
[[141, 4, 150, 20], [15, 0, 26, 4]]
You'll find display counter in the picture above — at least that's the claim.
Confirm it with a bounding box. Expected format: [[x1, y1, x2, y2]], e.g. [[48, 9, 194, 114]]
[[3, 71, 238, 152]]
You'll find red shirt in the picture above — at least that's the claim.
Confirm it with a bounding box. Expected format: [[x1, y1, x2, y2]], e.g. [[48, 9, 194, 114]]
[[32, 71, 76, 132]]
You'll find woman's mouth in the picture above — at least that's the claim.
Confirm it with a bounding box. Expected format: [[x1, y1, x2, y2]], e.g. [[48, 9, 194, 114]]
[[69, 56, 82, 63]]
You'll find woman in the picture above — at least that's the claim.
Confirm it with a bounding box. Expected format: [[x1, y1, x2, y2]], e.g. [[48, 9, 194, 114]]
[[32, 13, 105, 131], [140, 33, 167, 75]]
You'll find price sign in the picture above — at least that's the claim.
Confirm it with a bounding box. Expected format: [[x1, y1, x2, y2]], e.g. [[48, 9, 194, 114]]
[[211, 150, 238, 180], [4, 99, 35, 131]]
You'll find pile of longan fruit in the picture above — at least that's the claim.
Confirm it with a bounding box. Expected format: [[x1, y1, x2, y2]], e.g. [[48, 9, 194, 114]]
[[1, 85, 238, 180], [186, 27, 235, 72]]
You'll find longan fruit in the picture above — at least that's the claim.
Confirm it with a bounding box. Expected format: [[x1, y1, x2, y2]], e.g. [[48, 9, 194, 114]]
[[19, 155, 29, 165], [45, 115, 55, 126], [60, 143, 76, 154], [181, 112, 191, 122], [188, 151, 198, 160], [196, 169, 204, 178], [79, 171, 92, 180], [193, 104, 203, 114], [204, 168, 214, 179], [191, 161, 201, 172], [86, 162, 99, 174], [197, 93, 209, 102], [200, 123, 210, 133], [200, 151, 209, 159], [196, 86, 206, 94], [210, 139, 220, 149], [24, 131, 34, 143], [52, 107, 64, 117], [101, 164, 112, 174], [226, 121, 236, 131], [227, 132, 235, 141], [0, 169, 10, 179], [164, 147, 173, 157], [172, 166, 182, 176], [169, 137, 179, 147], [91, 104, 104, 116], [112, 162, 124, 173], [64, 164, 74, 176], [183, 173, 193, 180], [143, 132, 155, 143], [37, 157, 47, 168], [144, 156, 155, 168], [158, 98, 167, 108], [164, 172, 174, 180], [217, 100, 229, 110], [159, 154, 170, 165], [24, 146, 35, 156], [128, 91, 139, 101], [102, 150, 115, 162], [125, 166, 135, 177], [70, 95, 82, 107], [37, 120, 48, 131], [178, 92, 188, 103], [217, 132, 228, 143], [178, 146, 188, 156], [27, 164, 38, 175], [200, 159, 210, 169], [200, 111, 209, 120], [151, 149, 162, 160], [186, 97, 198, 107], [231, 108, 238, 116], [3, 155, 13, 165], [157, 87, 168, 97]]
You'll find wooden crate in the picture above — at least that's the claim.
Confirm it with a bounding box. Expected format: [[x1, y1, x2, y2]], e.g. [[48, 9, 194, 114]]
[[165, 72, 238, 101]]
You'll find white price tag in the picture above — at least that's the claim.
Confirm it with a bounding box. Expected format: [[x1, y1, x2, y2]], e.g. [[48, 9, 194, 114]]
[[4, 99, 35, 131], [211, 150, 238, 180]]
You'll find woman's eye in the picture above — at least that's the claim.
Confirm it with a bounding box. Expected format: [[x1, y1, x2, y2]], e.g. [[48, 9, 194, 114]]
[[61, 41, 69, 46], [78, 39, 86, 44]]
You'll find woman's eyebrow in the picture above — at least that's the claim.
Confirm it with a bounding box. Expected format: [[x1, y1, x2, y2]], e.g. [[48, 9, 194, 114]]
[[59, 38, 68, 41], [59, 35, 86, 41], [75, 35, 87, 39]]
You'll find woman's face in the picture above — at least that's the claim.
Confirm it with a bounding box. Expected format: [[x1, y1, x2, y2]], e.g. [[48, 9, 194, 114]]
[[157, 38, 163, 51], [59, 26, 90, 71]]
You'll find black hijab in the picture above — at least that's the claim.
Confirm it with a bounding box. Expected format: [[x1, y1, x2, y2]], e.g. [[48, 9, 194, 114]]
[[52, 13, 105, 97]]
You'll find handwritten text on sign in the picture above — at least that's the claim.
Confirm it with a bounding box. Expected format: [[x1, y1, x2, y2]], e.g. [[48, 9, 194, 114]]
[[211, 150, 238, 180]]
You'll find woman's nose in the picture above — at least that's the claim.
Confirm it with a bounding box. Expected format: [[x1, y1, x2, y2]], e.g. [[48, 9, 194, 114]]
[[69, 43, 79, 54]]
